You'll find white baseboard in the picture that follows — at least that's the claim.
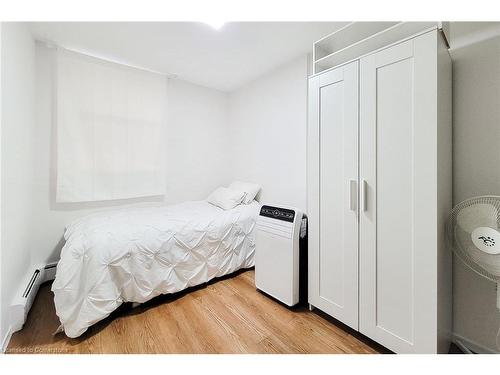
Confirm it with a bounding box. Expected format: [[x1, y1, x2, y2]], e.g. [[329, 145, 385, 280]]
[[452, 333, 498, 354], [1, 326, 13, 353]]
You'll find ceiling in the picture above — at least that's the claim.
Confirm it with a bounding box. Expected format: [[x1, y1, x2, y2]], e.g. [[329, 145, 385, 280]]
[[29, 22, 347, 92]]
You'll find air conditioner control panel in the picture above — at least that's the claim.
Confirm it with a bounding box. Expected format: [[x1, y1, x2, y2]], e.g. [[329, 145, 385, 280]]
[[260, 205, 295, 222]]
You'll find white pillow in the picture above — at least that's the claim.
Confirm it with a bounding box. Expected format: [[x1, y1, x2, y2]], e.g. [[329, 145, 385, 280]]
[[207, 187, 246, 210], [229, 181, 261, 204]]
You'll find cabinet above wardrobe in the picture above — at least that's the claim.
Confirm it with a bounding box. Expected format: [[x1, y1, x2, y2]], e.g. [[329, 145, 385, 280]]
[[312, 21, 450, 74]]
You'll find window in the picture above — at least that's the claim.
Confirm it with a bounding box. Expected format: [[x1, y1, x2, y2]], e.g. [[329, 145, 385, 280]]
[[56, 49, 167, 202]]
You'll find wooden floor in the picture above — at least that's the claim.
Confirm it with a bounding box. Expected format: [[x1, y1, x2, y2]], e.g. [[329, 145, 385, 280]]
[[7, 270, 385, 354]]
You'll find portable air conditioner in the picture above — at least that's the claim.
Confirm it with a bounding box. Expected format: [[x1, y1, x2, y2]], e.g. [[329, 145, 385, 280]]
[[255, 204, 303, 306]]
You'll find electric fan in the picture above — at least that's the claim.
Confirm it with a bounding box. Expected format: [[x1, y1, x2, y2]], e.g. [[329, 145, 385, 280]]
[[447, 195, 500, 352]]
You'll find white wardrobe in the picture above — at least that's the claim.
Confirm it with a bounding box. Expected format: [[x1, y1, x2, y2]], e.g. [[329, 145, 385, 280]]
[[307, 28, 452, 354]]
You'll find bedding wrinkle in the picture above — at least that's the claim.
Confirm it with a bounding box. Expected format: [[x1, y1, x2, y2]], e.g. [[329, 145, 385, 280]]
[[52, 200, 259, 337]]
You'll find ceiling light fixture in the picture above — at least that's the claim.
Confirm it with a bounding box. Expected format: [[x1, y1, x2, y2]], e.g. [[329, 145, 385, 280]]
[[204, 21, 226, 30]]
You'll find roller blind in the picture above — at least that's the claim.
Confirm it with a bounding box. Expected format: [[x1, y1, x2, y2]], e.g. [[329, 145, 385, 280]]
[[56, 49, 167, 202]]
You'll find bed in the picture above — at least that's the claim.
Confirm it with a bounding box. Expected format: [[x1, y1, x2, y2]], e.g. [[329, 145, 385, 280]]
[[52, 200, 260, 338]]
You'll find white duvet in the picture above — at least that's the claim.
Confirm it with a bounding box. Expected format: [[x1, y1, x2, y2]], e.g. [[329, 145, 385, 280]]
[[52, 200, 260, 338]]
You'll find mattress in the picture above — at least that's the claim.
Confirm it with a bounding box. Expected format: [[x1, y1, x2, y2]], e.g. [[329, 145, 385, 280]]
[[52, 200, 260, 338]]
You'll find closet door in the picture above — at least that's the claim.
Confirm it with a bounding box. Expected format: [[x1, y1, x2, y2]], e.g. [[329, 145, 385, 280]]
[[308, 61, 359, 330], [359, 32, 437, 353]]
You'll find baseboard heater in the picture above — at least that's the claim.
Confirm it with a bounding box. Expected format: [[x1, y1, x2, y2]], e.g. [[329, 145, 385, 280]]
[[44, 262, 58, 282], [10, 262, 58, 332]]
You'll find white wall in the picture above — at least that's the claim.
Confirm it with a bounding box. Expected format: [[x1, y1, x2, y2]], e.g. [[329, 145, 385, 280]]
[[30, 43, 231, 268], [228, 55, 308, 211], [0, 22, 36, 348], [165, 79, 230, 204], [449, 22, 500, 353]]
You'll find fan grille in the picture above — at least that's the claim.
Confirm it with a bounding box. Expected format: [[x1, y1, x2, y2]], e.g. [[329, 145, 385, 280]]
[[447, 195, 500, 282]]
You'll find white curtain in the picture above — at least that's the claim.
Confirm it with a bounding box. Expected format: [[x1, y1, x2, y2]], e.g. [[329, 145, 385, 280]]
[[56, 49, 167, 202]]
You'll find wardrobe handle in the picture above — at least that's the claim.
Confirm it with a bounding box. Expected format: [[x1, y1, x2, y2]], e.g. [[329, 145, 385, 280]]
[[349, 180, 357, 211], [361, 179, 368, 212]]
